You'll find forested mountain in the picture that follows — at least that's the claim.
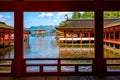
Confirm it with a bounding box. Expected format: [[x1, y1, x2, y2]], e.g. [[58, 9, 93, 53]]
[[26, 25, 57, 36]]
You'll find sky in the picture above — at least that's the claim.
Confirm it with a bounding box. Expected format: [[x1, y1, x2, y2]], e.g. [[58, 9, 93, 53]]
[[0, 12, 14, 26], [0, 12, 73, 28]]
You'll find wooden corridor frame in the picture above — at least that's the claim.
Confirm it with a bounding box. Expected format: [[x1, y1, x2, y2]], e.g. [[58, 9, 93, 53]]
[[0, 0, 120, 77]]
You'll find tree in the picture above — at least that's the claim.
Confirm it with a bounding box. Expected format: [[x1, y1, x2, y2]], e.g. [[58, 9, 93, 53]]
[[50, 29, 56, 34], [72, 12, 81, 19], [104, 11, 120, 18], [59, 20, 67, 27]]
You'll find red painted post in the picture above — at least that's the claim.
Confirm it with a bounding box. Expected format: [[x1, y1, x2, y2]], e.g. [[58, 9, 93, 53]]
[[93, 9, 106, 77], [104, 32, 106, 40], [58, 59, 61, 73], [8, 30, 11, 43], [64, 31, 66, 38], [109, 31, 110, 40], [119, 31, 120, 41], [3, 29, 5, 43], [113, 31, 115, 41], [13, 4, 24, 77]]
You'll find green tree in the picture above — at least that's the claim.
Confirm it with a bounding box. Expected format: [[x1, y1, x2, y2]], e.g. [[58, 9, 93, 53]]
[[81, 12, 94, 18], [104, 11, 120, 18], [72, 12, 81, 19], [59, 20, 67, 27], [50, 29, 56, 34]]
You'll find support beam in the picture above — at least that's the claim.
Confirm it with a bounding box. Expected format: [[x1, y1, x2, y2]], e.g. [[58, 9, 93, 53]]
[[13, 6, 24, 77], [93, 8, 106, 76]]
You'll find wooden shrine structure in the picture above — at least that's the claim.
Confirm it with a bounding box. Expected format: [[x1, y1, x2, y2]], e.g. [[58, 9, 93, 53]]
[[0, 22, 30, 46], [56, 18, 119, 45], [104, 20, 120, 49], [35, 30, 45, 38]]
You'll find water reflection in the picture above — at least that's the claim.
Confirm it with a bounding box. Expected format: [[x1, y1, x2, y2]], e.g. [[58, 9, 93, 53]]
[[24, 36, 59, 58], [59, 47, 94, 58], [0, 46, 14, 59], [0, 36, 120, 71], [0, 36, 120, 59]]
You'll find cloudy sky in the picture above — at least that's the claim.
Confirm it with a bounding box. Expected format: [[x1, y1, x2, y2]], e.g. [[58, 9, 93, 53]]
[[0, 12, 73, 28], [0, 12, 14, 26]]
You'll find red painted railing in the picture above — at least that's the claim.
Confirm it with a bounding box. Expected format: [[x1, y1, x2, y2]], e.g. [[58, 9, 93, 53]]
[[23, 58, 93, 76], [0, 58, 120, 76], [0, 39, 14, 43], [104, 39, 120, 44]]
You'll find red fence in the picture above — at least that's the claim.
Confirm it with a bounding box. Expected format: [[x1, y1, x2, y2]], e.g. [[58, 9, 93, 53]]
[[0, 58, 120, 76]]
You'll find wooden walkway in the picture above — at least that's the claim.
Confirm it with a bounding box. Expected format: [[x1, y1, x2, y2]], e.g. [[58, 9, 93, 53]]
[[0, 76, 120, 80]]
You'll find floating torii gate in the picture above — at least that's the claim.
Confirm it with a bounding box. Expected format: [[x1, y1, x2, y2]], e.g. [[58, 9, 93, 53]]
[[35, 30, 45, 38]]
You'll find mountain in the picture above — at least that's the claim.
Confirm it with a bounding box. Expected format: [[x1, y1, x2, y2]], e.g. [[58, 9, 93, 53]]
[[26, 25, 58, 36]]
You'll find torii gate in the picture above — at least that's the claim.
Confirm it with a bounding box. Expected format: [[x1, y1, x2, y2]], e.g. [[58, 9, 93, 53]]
[[35, 30, 45, 38]]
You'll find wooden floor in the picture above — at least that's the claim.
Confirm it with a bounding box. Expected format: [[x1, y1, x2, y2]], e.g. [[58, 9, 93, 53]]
[[0, 76, 120, 80]]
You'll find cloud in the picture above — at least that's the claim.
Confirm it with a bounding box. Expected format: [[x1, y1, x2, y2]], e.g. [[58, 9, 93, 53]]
[[0, 14, 14, 26], [38, 12, 53, 18], [57, 12, 71, 17], [0, 14, 3, 19], [5, 15, 12, 18], [53, 20, 57, 22]]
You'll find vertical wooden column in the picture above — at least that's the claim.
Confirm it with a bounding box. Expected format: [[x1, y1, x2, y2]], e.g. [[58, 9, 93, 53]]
[[13, 3, 24, 77], [109, 31, 110, 40], [80, 32, 82, 47], [64, 31, 66, 38], [119, 31, 120, 41], [35, 31, 39, 37], [8, 31, 10, 41], [104, 32, 106, 40], [104, 32, 106, 46], [79, 32, 82, 43], [41, 31, 45, 38], [113, 31, 116, 48], [3, 29, 5, 42], [93, 8, 106, 76], [88, 32, 90, 47], [113, 31, 115, 41]]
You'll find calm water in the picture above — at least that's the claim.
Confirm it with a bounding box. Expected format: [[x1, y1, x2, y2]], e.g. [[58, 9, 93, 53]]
[[0, 36, 120, 59], [0, 36, 120, 71], [24, 36, 59, 58]]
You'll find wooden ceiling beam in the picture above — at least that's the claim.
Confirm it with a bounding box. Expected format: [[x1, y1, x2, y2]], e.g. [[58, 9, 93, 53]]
[[0, 1, 120, 11]]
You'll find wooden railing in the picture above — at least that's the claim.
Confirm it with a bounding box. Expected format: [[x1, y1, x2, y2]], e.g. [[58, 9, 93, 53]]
[[23, 58, 93, 76], [104, 58, 120, 75], [0, 59, 13, 76], [0, 58, 120, 76], [104, 39, 120, 44]]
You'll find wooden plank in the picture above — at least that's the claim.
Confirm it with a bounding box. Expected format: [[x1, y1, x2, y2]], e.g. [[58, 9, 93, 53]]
[[46, 76, 58, 80], [0, 76, 120, 80], [0, 77, 13, 80], [59, 76, 69, 80]]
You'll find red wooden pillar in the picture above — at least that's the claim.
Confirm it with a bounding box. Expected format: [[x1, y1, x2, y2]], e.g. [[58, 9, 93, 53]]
[[109, 31, 110, 40], [93, 9, 106, 76], [104, 32, 106, 40], [64, 31, 66, 38], [113, 31, 115, 41], [119, 31, 120, 41], [71, 32, 73, 44], [13, 4, 24, 77], [72, 32, 74, 38], [88, 32, 90, 38], [8, 30, 11, 42], [80, 32, 82, 44], [2, 29, 5, 43]]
